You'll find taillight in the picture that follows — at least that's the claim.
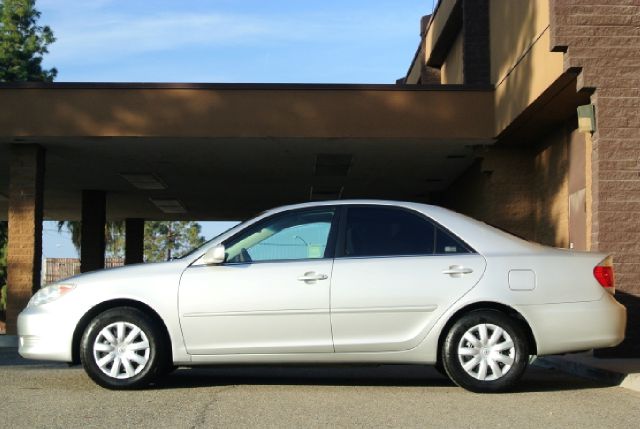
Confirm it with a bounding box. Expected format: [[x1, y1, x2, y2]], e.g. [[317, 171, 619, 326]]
[[594, 257, 615, 293]]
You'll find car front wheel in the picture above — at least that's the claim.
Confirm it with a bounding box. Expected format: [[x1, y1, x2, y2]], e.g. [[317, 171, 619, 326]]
[[442, 310, 529, 393], [80, 307, 166, 389]]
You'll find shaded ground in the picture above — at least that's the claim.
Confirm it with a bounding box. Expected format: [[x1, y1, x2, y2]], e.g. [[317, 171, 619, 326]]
[[1, 348, 639, 428]]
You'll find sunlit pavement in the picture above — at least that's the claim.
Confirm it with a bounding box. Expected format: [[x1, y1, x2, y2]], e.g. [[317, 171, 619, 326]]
[[1, 348, 639, 428]]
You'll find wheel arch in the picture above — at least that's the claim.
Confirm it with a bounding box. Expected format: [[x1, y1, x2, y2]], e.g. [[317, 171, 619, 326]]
[[71, 299, 173, 365], [436, 301, 538, 363]]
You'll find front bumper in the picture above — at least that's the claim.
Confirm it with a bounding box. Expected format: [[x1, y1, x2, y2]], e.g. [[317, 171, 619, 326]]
[[518, 292, 627, 356], [17, 304, 78, 362]]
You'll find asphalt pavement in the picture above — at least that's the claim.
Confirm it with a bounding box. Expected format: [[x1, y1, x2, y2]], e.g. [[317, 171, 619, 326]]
[[1, 348, 639, 428]]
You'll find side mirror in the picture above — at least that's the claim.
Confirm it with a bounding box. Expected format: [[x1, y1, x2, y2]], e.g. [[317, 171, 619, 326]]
[[200, 244, 226, 265]]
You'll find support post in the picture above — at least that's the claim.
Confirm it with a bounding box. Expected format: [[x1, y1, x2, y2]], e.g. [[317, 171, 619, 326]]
[[6, 144, 45, 334], [80, 190, 106, 273], [125, 218, 144, 265]]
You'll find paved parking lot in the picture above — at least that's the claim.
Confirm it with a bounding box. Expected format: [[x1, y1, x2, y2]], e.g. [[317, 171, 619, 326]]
[[1, 348, 639, 428]]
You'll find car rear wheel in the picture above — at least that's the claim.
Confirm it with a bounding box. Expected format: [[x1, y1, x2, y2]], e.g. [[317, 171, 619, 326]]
[[80, 307, 166, 389], [442, 310, 529, 393]]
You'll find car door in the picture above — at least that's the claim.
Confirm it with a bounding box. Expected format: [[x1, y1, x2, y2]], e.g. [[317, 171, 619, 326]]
[[179, 207, 337, 355], [330, 205, 486, 353]]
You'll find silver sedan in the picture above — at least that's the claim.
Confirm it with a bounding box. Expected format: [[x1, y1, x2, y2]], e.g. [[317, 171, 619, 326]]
[[18, 200, 626, 392]]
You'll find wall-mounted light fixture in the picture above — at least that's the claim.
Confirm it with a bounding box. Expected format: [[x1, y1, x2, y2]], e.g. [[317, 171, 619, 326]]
[[577, 104, 596, 133]]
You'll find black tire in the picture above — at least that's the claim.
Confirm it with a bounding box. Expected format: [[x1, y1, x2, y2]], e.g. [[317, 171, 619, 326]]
[[159, 364, 178, 377], [433, 361, 450, 379], [441, 310, 529, 393], [80, 307, 167, 390]]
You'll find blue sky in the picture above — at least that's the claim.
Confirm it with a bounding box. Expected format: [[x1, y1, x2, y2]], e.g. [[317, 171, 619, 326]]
[[37, 0, 433, 257], [38, 0, 432, 83]]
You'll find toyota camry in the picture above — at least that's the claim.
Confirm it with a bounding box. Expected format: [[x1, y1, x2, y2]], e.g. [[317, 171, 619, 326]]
[[18, 200, 626, 392]]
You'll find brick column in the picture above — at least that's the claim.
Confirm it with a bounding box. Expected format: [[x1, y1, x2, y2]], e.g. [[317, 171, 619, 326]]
[[462, 0, 490, 85], [6, 145, 45, 334], [80, 190, 106, 273], [550, 0, 640, 357], [125, 218, 144, 265]]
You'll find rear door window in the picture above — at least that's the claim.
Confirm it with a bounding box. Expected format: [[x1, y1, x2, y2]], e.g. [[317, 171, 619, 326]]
[[344, 207, 435, 257], [342, 206, 472, 258]]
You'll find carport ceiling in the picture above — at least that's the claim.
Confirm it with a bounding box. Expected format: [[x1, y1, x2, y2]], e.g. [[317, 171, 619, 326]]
[[0, 137, 485, 221], [0, 83, 495, 221]]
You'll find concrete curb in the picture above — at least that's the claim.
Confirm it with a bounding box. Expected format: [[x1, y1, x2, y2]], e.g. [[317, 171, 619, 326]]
[[537, 356, 640, 393], [0, 335, 18, 348]]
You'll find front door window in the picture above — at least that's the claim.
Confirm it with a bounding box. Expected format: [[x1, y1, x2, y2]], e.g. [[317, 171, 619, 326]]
[[225, 208, 336, 263]]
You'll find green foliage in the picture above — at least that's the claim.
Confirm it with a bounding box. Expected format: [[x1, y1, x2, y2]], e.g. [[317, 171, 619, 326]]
[[0, 0, 57, 82], [0, 0, 54, 312], [57, 221, 125, 258], [57, 220, 81, 253], [144, 221, 205, 262], [0, 284, 6, 314], [58, 220, 205, 263], [106, 222, 125, 258]]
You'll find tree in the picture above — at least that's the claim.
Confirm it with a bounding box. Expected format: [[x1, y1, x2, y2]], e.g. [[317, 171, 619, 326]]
[[57, 221, 126, 258], [144, 221, 205, 262], [0, 0, 57, 82], [0, 0, 56, 323], [58, 220, 205, 262]]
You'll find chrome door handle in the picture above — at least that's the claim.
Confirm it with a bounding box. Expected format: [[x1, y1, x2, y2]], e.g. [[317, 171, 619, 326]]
[[297, 272, 328, 282], [442, 265, 474, 277]]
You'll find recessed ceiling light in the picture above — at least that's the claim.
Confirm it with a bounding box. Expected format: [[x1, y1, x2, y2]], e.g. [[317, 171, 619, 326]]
[[314, 154, 353, 177], [121, 173, 167, 190], [309, 185, 344, 201], [149, 198, 186, 214]]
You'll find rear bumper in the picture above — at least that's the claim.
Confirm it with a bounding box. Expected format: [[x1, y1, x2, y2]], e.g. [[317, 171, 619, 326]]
[[518, 293, 627, 356]]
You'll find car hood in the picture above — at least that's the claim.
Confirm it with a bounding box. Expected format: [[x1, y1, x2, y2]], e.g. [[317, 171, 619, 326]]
[[55, 258, 190, 287]]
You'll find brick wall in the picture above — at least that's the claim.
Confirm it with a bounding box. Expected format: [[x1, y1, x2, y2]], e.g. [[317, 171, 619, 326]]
[[442, 122, 572, 248], [550, 0, 640, 356], [442, 145, 537, 240], [462, 0, 491, 85]]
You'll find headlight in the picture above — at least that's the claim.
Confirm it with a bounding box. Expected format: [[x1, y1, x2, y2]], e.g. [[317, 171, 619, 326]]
[[28, 284, 76, 307]]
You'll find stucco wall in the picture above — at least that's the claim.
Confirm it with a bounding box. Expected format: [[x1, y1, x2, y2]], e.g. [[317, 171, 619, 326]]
[[491, 0, 565, 134], [532, 126, 570, 247], [405, 45, 424, 84], [424, 0, 459, 62], [0, 85, 494, 141], [441, 31, 464, 84]]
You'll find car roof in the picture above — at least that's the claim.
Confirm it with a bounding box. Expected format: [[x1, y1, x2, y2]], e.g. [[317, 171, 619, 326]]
[[260, 200, 548, 255], [192, 199, 552, 259], [263, 199, 433, 213]]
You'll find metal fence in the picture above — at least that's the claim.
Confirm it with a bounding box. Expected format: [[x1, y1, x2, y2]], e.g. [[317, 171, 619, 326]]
[[43, 258, 124, 285]]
